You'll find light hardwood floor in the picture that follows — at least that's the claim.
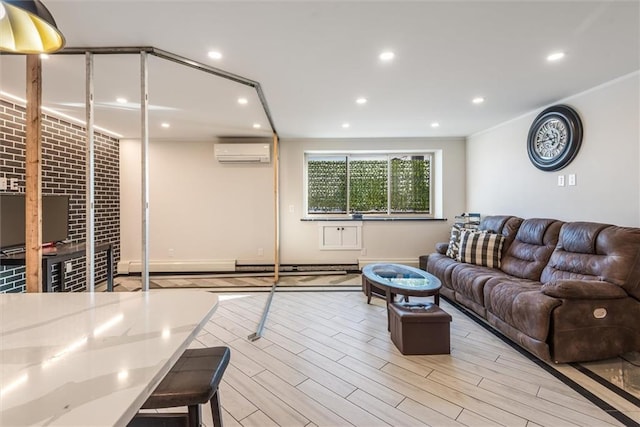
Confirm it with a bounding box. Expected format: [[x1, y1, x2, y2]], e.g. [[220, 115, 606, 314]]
[[154, 290, 638, 427]]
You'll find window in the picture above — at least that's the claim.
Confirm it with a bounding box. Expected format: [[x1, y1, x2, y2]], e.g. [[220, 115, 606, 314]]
[[306, 152, 432, 216]]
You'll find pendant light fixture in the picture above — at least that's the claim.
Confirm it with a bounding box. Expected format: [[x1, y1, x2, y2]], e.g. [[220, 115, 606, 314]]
[[0, 0, 65, 53]]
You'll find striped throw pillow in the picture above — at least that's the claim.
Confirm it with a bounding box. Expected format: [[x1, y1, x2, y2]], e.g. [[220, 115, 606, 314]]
[[456, 229, 505, 268]]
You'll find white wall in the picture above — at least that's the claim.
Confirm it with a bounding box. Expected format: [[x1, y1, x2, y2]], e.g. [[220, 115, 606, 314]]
[[279, 138, 466, 266], [119, 139, 274, 273], [467, 72, 640, 227], [119, 137, 466, 271]]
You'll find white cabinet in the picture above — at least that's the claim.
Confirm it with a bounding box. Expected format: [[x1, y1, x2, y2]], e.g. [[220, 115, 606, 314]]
[[318, 221, 362, 250]]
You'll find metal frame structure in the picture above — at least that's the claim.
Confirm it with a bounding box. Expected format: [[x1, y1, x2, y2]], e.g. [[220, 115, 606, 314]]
[[59, 46, 280, 338], [85, 52, 95, 291]]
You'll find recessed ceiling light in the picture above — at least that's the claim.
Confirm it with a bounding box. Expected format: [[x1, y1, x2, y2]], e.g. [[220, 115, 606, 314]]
[[253, 123, 261, 129], [208, 50, 222, 60], [161, 123, 170, 128], [547, 51, 565, 62], [356, 97, 367, 105], [431, 122, 440, 128], [342, 122, 350, 129], [116, 97, 127, 104], [472, 97, 485, 104], [379, 51, 395, 61], [40, 54, 49, 60], [237, 97, 248, 105]]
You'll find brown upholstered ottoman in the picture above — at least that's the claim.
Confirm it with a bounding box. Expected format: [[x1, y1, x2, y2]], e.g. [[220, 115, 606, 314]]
[[389, 302, 452, 355]]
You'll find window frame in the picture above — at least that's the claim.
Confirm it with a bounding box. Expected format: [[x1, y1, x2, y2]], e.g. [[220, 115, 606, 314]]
[[304, 150, 434, 218]]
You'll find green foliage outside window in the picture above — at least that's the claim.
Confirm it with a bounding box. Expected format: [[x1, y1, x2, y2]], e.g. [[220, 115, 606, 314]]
[[307, 159, 347, 213], [349, 160, 388, 213], [307, 154, 431, 215], [391, 157, 430, 213]]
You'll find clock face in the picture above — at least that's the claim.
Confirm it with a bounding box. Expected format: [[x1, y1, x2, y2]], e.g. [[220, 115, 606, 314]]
[[527, 105, 583, 171], [534, 118, 568, 160]]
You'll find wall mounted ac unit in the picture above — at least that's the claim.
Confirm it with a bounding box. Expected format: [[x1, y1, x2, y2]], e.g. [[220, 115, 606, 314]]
[[215, 143, 271, 163]]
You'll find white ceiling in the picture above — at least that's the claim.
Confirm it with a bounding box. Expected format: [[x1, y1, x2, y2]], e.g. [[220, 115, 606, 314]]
[[1, 0, 638, 140]]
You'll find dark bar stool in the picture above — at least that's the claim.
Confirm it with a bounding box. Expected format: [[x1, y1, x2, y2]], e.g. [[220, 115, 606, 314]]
[[130, 346, 231, 427]]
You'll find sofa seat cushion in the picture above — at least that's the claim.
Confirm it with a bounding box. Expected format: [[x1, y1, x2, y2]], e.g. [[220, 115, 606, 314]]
[[485, 281, 561, 342], [425, 253, 458, 290], [450, 264, 510, 309]]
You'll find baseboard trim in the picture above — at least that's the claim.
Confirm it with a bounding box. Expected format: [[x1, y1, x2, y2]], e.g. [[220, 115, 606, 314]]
[[118, 260, 236, 274]]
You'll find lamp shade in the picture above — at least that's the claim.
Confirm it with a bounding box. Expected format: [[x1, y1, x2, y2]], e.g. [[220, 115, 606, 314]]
[[0, 0, 65, 53]]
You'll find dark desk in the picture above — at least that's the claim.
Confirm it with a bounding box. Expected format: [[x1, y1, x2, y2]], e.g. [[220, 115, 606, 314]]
[[0, 241, 114, 292]]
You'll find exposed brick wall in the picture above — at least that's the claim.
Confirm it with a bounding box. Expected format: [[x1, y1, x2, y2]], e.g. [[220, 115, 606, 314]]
[[0, 98, 120, 292]]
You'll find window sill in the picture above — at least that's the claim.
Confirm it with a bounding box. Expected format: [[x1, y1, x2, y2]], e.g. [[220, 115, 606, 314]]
[[301, 217, 447, 222]]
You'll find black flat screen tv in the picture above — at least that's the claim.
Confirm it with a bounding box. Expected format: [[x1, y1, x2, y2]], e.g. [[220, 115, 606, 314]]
[[0, 194, 70, 250]]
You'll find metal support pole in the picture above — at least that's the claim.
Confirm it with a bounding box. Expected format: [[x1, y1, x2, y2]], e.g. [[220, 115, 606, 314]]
[[85, 52, 95, 292], [273, 133, 280, 284], [248, 133, 280, 342], [141, 51, 150, 291]]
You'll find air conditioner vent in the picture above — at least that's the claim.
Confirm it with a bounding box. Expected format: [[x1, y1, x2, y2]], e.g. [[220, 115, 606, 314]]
[[215, 143, 271, 163]]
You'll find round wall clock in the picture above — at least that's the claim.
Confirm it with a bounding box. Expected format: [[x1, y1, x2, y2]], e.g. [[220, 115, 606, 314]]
[[527, 104, 583, 171]]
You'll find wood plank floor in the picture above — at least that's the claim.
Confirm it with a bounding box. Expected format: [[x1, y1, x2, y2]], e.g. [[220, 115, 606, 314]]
[[149, 290, 638, 427]]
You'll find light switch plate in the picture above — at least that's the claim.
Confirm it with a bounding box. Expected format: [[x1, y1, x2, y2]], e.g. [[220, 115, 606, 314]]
[[568, 174, 576, 186], [557, 175, 565, 186]]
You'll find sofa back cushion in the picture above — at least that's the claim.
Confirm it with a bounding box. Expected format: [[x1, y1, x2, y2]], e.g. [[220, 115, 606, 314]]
[[500, 218, 563, 281], [541, 222, 640, 300], [479, 215, 523, 254]]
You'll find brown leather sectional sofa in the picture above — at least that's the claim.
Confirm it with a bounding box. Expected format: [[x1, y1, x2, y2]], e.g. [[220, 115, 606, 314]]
[[419, 215, 640, 363]]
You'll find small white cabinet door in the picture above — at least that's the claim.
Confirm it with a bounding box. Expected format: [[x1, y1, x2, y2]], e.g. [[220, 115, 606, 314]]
[[322, 226, 343, 247], [318, 221, 362, 250], [340, 226, 359, 247]]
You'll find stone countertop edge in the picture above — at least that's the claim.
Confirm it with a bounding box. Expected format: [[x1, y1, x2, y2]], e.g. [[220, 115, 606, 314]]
[[300, 217, 447, 222]]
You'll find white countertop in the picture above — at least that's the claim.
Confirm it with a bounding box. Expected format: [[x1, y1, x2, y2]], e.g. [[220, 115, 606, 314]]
[[0, 290, 219, 426]]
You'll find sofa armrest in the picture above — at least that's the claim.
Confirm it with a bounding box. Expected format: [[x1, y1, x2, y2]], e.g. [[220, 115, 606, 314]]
[[541, 280, 628, 300], [435, 242, 449, 255]]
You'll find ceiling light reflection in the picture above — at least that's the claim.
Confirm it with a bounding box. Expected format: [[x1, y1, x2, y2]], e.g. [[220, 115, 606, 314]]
[[93, 313, 124, 337], [42, 336, 88, 369], [237, 97, 248, 105], [161, 328, 171, 339], [472, 97, 485, 104], [0, 91, 124, 138], [0, 373, 28, 398]]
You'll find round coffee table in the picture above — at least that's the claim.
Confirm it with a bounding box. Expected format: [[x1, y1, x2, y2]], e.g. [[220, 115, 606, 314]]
[[362, 263, 442, 305], [362, 263, 442, 330]]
